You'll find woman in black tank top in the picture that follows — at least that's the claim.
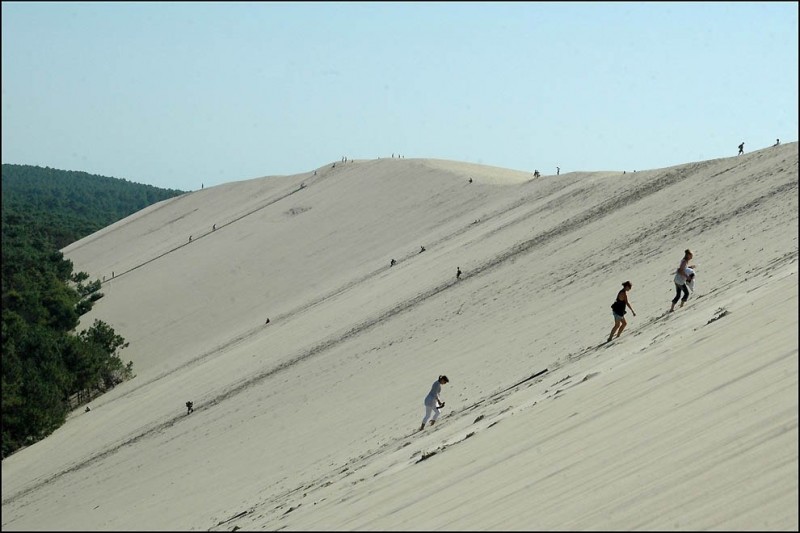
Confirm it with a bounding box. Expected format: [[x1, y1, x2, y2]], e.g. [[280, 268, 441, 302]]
[[608, 281, 636, 342]]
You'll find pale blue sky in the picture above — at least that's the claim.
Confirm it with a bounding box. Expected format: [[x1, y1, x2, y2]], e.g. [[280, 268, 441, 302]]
[[2, 1, 798, 190]]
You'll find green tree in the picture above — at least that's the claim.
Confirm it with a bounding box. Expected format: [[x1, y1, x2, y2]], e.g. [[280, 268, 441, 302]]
[[1, 163, 181, 457]]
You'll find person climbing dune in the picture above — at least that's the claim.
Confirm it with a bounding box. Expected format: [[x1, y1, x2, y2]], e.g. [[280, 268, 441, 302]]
[[609, 281, 635, 342], [420, 375, 448, 431], [670, 249, 696, 312]]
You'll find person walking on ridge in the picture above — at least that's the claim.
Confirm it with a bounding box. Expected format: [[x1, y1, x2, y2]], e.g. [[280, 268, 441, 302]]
[[608, 281, 635, 342], [738, 142, 744, 155], [420, 375, 449, 430]]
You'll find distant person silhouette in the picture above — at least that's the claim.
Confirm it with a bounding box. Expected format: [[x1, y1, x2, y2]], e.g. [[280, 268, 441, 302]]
[[390, 259, 396, 267], [186, 401, 194, 414], [557, 166, 560, 175], [738, 142, 744, 155], [419, 246, 426, 254], [774, 138, 780, 147], [85, 406, 91, 413], [212, 224, 216, 231], [265, 318, 270, 325], [456, 267, 462, 279]]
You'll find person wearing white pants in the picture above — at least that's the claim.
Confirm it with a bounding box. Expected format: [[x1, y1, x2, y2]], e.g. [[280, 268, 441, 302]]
[[420, 375, 449, 430]]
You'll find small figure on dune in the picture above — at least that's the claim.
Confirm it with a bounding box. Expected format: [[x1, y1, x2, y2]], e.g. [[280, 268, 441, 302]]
[[468, 178, 473, 183], [557, 166, 560, 175], [186, 401, 194, 415], [85, 406, 91, 413], [189, 235, 192, 242], [420, 375, 449, 431], [609, 281, 636, 342], [212, 224, 216, 231], [390, 258, 396, 267], [456, 267, 462, 279], [670, 249, 696, 312], [265, 318, 270, 325], [738, 142, 745, 155], [533, 170, 540, 178], [419, 246, 426, 254], [774, 138, 780, 147]]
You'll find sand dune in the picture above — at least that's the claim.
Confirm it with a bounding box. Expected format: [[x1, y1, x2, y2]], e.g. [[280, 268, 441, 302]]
[[2, 148, 797, 530]]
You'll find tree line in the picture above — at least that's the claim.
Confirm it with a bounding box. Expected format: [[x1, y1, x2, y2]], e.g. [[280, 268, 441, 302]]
[[1, 164, 186, 458]]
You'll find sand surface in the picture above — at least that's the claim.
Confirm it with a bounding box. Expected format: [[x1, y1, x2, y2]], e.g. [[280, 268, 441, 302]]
[[2, 148, 797, 530]]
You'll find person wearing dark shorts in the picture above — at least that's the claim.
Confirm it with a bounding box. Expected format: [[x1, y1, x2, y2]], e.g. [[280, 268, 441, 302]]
[[609, 281, 636, 342]]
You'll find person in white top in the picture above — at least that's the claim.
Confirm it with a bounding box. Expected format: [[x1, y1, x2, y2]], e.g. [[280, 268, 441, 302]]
[[670, 249, 696, 312], [420, 375, 449, 431]]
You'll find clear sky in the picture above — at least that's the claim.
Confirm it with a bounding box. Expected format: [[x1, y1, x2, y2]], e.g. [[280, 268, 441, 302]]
[[2, 2, 798, 191]]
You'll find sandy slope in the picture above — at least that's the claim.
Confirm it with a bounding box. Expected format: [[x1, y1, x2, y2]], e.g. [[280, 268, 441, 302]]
[[2, 148, 797, 530]]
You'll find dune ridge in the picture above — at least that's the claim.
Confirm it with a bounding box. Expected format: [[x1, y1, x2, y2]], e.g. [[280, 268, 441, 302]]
[[2, 146, 797, 530]]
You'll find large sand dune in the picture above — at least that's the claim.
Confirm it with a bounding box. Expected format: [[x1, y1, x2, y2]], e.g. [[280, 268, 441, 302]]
[[2, 148, 797, 530]]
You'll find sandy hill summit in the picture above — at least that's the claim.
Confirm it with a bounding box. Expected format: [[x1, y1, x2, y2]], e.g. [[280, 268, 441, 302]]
[[2, 146, 797, 530]]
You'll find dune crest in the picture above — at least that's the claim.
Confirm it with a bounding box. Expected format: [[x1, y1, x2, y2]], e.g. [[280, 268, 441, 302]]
[[3, 145, 797, 531]]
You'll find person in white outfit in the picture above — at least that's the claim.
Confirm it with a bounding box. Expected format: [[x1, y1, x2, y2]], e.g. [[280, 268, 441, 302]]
[[420, 375, 449, 430]]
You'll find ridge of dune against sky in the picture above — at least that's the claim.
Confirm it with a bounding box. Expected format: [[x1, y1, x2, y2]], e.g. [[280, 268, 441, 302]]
[[2, 1, 798, 191]]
